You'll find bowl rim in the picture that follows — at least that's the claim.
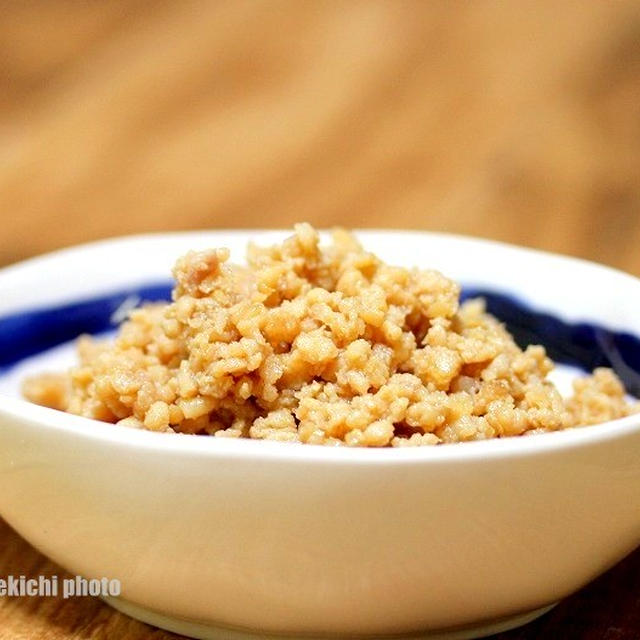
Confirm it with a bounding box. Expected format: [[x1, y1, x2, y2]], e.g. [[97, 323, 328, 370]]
[[2, 394, 638, 465], [3, 226, 640, 283], [2, 228, 640, 323]]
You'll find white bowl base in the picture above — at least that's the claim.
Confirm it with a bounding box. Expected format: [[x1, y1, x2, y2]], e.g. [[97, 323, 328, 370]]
[[103, 596, 557, 640]]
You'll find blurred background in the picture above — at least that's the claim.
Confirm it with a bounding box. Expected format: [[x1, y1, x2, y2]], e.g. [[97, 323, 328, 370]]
[[0, 0, 639, 273]]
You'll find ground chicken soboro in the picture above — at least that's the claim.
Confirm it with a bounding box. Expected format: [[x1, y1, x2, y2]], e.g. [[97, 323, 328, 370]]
[[23, 225, 638, 446]]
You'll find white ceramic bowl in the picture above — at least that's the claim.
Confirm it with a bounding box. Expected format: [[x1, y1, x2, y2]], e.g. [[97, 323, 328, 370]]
[[0, 231, 639, 640]]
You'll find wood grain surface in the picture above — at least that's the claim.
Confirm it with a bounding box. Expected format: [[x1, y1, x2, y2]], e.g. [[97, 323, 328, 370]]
[[1, 1, 639, 638]]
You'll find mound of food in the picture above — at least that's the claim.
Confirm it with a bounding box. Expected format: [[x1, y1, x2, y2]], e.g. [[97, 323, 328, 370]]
[[23, 224, 637, 446]]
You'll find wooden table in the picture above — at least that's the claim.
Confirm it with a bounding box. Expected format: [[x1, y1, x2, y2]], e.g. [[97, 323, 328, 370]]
[[1, 2, 639, 638]]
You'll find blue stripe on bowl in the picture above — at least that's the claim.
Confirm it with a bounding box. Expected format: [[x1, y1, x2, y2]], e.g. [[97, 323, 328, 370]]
[[1, 283, 639, 397], [0, 283, 173, 372], [461, 288, 640, 397]]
